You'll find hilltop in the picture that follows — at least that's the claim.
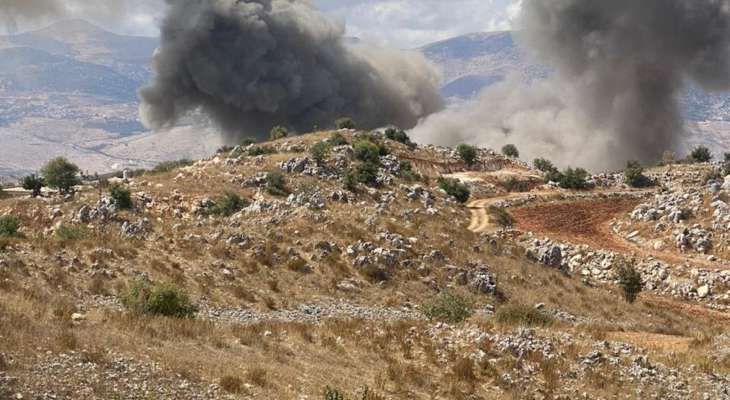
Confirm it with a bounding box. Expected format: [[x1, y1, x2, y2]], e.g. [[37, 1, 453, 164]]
[[1, 129, 729, 399]]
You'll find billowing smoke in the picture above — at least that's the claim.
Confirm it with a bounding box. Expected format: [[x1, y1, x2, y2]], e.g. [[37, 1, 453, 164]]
[[413, 0, 730, 170], [139, 0, 444, 142]]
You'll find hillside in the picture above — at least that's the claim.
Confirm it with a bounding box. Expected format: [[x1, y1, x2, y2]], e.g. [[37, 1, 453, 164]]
[[1, 129, 729, 399]]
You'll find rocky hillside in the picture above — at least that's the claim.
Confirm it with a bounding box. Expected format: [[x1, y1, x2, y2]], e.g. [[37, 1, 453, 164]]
[[1, 129, 729, 399]]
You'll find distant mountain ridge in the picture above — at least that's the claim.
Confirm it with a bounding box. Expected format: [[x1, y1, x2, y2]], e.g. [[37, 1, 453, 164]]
[[420, 31, 730, 124]]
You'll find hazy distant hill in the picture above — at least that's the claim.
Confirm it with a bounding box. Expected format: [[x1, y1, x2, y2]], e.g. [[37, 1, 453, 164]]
[[420, 31, 730, 124]]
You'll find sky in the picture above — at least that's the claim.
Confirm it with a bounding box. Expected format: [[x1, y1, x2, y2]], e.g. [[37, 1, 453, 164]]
[[4, 0, 521, 48]]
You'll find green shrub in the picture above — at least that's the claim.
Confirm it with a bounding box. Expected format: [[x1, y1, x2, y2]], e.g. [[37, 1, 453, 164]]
[[355, 161, 380, 186], [335, 117, 356, 130], [22, 174, 45, 197], [150, 159, 193, 175], [353, 140, 382, 164], [240, 138, 257, 147], [310, 141, 331, 163], [266, 171, 288, 196], [399, 161, 424, 182], [324, 387, 345, 400], [500, 177, 531, 192], [270, 125, 289, 140], [691, 145, 712, 163], [343, 171, 358, 191], [558, 167, 589, 190], [617, 261, 643, 304], [384, 127, 416, 149], [210, 192, 248, 216], [438, 177, 470, 203], [456, 144, 478, 166], [488, 206, 514, 228], [421, 292, 473, 323], [624, 161, 651, 188], [120, 278, 197, 318], [0, 216, 20, 237], [220, 375, 243, 394], [248, 146, 276, 157], [495, 304, 553, 327], [41, 157, 80, 194], [533, 158, 556, 173], [109, 184, 133, 210], [328, 132, 348, 146], [502, 144, 519, 158], [55, 224, 90, 241]]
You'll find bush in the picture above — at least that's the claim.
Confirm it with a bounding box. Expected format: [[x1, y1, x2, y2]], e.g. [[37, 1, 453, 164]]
[[617, 261, 643, 304], [421, 292, 473, 323], [310, 141, 330, 163], [399, 161, 424, 182], [502, 144, 519, 158], [344, 170, 358, 192], [624, 161, 651, 188], [248, 146, 276, 157], [270, 125, 289, 140], [324, 387, 345, 400], [328, 132, 348, 146], [120, 278, 197, 318], [488, 206, 515, 228], [109, 184, 133, 210], [240, 138, 257, 147], [220, 376, 243, 394], [456, 144, 478, 166], [210, 192, 248, 216], [55, 224, 90, 241], [353, 140, 382, 164], [691, 145, 712, 163], [500, 177, 531, 192], [335, 117, 356, 130], [41, 157, 80, 194], [22, 174, 45, 197], [150, 159, 193, 175], [438, 177, 470, 203], [495, 304, 554, 327], [0, 216, 20, 237], [266, 171, 288, 196], [355, 161, 380, 186], [534, 158, 556, 173], [558, 167, 589, 190], [384, 127, 416, 149]]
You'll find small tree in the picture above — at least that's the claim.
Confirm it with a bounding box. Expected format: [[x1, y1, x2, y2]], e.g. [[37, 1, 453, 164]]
[[533, 158, 555, 173], [270, 126, 289, 140], [109, 183, 133, 210], [624, 161, 651, 188], [502, 144, 519, 158], [384, 127, 416, 149], [558, 167, 589, 190], [457, 144, 478, 166], [691, 145, 712, 163], [266, 171, 288, 196], [353, 140, 382, 164], [22, 174, 45, 198], [0, 215, 20, 237], [421, 291, 473, 323], [41, 157, 80, 194], [335, 117, 356, 130], [355, 161, 380, 186], [120, 278, 197, 318], [438, 177, 470, 203], [210, 192, 247, 217], [310, 141, 330, 164], [616, 261, 643, 304], [328, 132, 348, 146]]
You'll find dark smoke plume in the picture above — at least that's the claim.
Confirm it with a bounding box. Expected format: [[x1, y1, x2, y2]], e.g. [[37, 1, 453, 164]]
[[139, 0, 444, 141], [414, 0, 730, 170]]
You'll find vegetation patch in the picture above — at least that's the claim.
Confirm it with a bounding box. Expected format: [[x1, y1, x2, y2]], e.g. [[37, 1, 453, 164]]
[[55, 224, 90, 241], [495, 304, 554, 327], [0, 216, 20, 238], [438, 177, 470, 203], [421, 292, 473, 323], [120, 278, 198, 318]]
